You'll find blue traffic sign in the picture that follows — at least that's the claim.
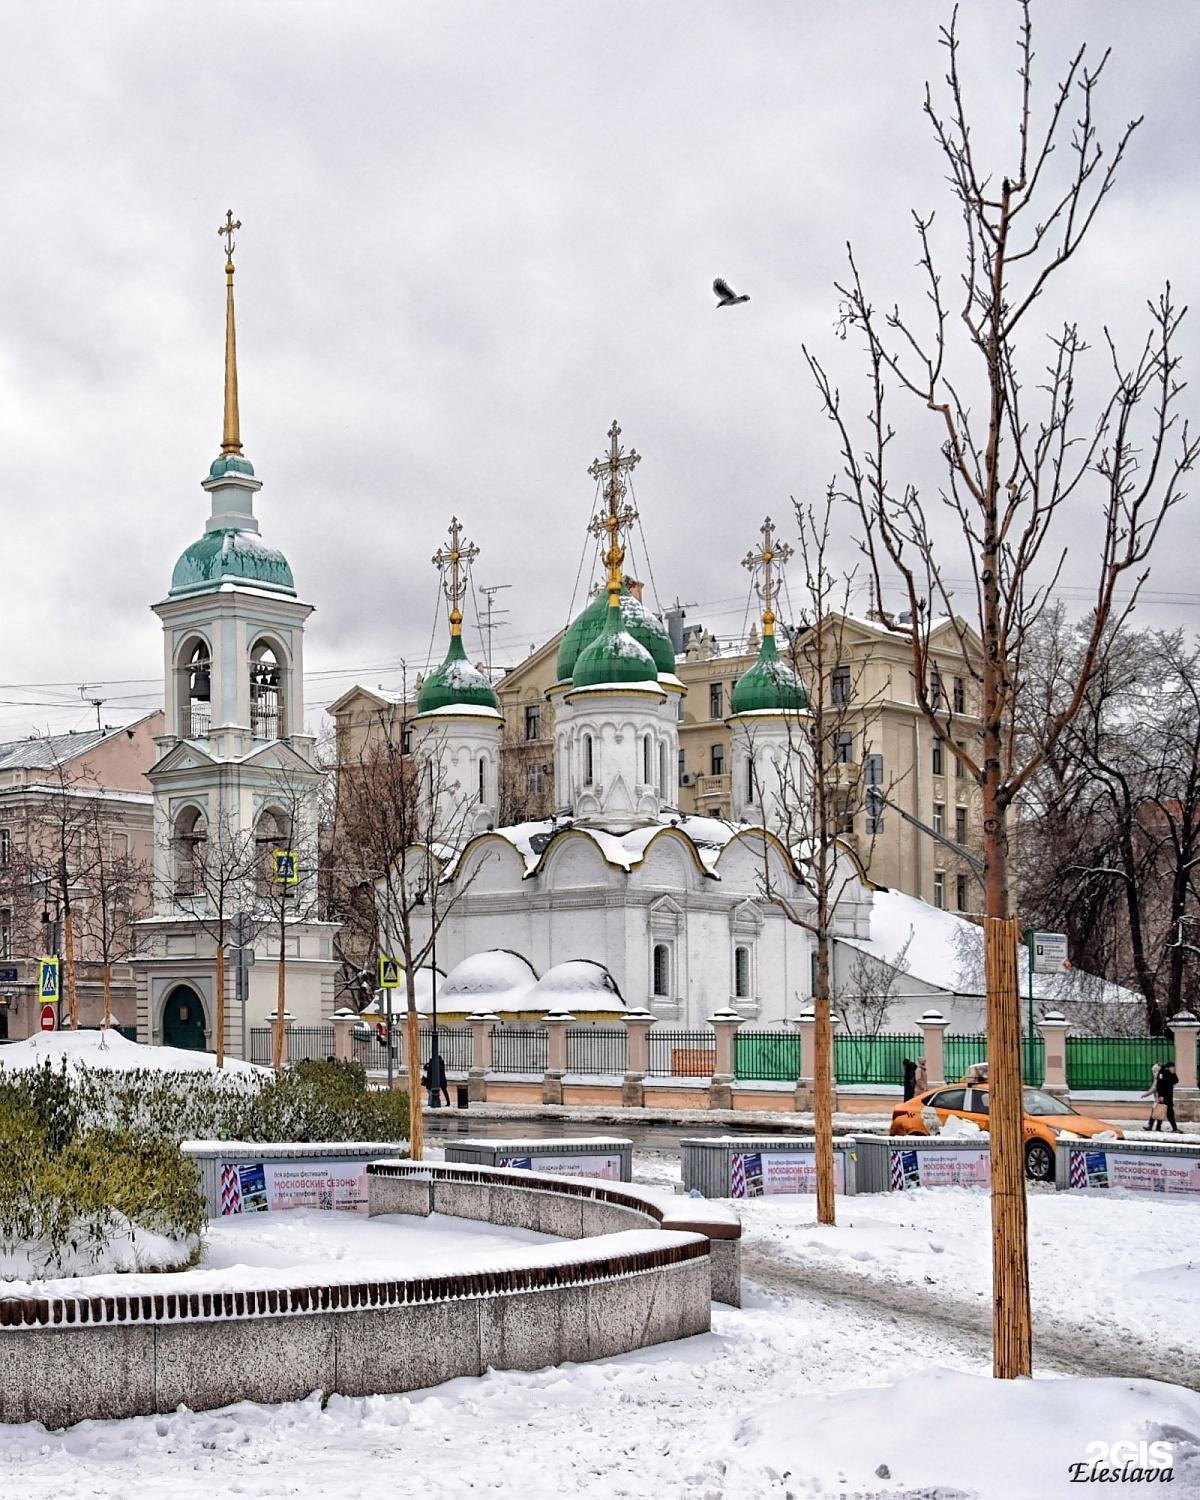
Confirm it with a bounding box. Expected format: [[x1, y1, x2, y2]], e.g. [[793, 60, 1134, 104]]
[[0, 967, 17, 983]]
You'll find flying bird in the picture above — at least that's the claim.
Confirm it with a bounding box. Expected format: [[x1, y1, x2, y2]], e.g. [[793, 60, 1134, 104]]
[[713, 277, 749, 308]]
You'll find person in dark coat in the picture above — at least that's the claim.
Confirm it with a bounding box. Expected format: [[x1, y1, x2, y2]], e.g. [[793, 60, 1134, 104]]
[[902, 1057, 918, 1102], [427, 1050, 450, 1108], [1154, 1061, 1180, 1133]]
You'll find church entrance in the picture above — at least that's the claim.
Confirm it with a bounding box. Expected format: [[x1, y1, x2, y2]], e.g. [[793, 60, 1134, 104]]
[[162, 985, 207, 1051]]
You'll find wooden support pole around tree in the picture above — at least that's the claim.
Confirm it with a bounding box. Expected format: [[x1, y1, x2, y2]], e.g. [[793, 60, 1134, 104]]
[[985, 915, 1032, 1378], [101, 963, 112, 1030], [272, 956, 286, 1071], [813, 993, 835, 1226], [215, 942, 226, 1069], [63, 909, 79, 1030], [405, 1004, 424, 1161]]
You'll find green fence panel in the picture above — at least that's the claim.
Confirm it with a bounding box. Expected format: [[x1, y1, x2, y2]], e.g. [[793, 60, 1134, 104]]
[[834, 1033, 922, 1086], [1066, 1036, 1173, 1091], [734, 1031, 801, 1081], [944, 1034, 1044, 1086]]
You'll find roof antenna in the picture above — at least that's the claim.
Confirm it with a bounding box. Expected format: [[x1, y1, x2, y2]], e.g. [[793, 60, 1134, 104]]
[[79, 685, 105, 732]]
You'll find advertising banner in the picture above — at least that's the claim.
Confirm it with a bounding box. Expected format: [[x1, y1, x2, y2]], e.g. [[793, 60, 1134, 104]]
[[498, 1153, 623, 1182], [219, 1159, 370, 1215], [889, 1147, 991, 1190], [729, 1150, 846, 1198], [1068, 1147, 1200, 1197]]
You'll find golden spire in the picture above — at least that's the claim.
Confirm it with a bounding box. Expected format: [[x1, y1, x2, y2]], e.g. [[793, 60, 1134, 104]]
[[432, 516, 480, 638], [743, 516, 793, 638], [587, 419, 640, 607], [218, 209, 243, 456]]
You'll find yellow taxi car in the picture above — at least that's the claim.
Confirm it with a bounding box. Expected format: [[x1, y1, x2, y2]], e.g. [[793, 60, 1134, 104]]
[[889, 1077, 1124, 1181]]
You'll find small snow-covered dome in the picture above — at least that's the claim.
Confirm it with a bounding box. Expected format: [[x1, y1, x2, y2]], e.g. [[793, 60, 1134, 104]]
[[525, 959, 626, 1016], [439, 949, 538, 1014]]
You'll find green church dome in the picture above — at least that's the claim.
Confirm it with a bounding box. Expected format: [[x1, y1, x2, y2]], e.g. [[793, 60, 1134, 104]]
[[730, 632, 808, 714], [169, 527, 295, 597], [572, 599, 659, 688], [209, 453, 256, 479], [557, 586, 675, 682], [417, 632, 501, 714]]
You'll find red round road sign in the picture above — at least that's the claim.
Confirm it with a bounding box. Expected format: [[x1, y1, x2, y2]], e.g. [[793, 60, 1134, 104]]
[[40, 1003, 57, 1033]]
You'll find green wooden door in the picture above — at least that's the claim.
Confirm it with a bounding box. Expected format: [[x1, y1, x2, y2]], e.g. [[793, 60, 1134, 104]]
[[162, 985, 207, 1051]]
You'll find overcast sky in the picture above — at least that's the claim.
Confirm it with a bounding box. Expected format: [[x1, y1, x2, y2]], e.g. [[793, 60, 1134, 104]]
[[0, 0, 1197, 743]]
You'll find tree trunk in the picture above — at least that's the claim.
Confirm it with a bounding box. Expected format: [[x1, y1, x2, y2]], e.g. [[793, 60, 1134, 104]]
[[101, 963, 112, 1029], [215, 940, 226, 1069], [813, 931, 835, 1225], [405, 1001, 424, 1160], [273, 945, 286, 1071], [63, 907, 79, 1029], [985, 915, 1032, 1378]]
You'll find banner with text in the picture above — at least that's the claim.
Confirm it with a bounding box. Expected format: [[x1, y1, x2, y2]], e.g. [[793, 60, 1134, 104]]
[[730, 1150, 847, 1198]]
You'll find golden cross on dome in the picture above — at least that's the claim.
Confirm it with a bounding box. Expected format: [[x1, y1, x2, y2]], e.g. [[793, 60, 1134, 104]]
[[742, 516, 793, 637], [432, 516, 480, 637], [587, 420, 641, 604], [218, 209, 241, 261]]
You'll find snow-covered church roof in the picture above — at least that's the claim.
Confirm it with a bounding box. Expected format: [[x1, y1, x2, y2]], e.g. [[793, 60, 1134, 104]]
[[434, 951, 626, 1018]]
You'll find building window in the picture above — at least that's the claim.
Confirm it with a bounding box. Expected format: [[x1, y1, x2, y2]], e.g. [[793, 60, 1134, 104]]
[[955, 805, 967, 844], [864, 754, 884, 834], [652, 943, 670, 998], [678, 749, 686, 783], [929, 665, 942, 705], [955, 742, 966, 780], [710, 744, 725, 777], [583, 734, 594, 786], [932, 738, 944, 776], [836, 796, 855, 835], [836, 731, 854, 765], [526, 764, 544, 795], [933, 871, 946, 909], [709, 682, 724, 720], [831, 665, 851, 705], [402, 725, 414, 755], [180, 638, 212, 739], [0, 908, 10, 960], [953, 677, 965, 714], [0, 828, 9, 866], [932, 803, 945, 835], [249, 640, 283, 740], [956, 873, 968, 911], [524, 704, 541, 741], [734, 945, 751, 999], [112, 832, 129, 859]]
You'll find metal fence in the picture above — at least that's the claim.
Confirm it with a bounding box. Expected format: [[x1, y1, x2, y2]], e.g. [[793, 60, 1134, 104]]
[[735, 1030, 800, 1081], [647, 1028, 715, 1078], [489, 1026, 548, 1075], [835, 1033, 922, 1086], [422, 1025, 474, 1072], [566, 1026, 628, 1075], [1065, 1036, 1173, 1091], [943, 1034, 1045, 1087]]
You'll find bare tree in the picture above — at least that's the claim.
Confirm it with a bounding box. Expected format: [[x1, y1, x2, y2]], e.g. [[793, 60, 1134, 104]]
[[77, 803, 151, 1030], [838, 928, 916, 1040], [806, 5, 1198, 1374]]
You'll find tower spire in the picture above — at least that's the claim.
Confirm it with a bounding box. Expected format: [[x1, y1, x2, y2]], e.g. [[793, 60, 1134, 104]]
[[742, 515, 793, 640], [432, 516, 480, 639], [587, 420, 640, 607], [218, 209, 243, 456]]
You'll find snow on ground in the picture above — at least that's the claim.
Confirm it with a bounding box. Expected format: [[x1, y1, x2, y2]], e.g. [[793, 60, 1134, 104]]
[[0, 1215, 196, 1282], [0, 1029, 263, 1076]]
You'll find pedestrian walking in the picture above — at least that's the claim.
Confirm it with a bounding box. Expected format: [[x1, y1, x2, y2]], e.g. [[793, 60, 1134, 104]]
[[902, 1056, 918, 1102], [427, 1051, 451, 1108], [915, 1057, 928, 1094], [1154, 1061, 1180, 1133], [1143, 1062, 1164, 1131]]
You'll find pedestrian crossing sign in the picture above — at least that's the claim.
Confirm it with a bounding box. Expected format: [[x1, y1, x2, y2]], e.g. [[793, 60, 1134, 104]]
[[378, 955, 401, 989], [39, 957, 59, 1001], [272, 849, 299, 885]]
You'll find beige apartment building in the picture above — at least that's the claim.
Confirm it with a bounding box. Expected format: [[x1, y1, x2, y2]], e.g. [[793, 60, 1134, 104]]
[[328, 605, 982, 913]]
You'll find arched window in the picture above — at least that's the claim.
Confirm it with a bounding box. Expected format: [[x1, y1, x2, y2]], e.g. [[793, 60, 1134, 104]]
[[652, 942, 670, 998], [172, 806, 207, 896], [583, 734, 594, 787], [250, 641, 284, 740], [746, 757, 756, 805], [734, 945, 751, 999], [478, 756, 487, 804], [178, 639, 211, 739], [658, 741, 667, 796], [642, 735, 651, 786]]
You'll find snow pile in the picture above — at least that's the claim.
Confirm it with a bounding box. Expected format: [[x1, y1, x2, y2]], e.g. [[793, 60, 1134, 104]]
[[0, 1029, 264, 1076], [940, 1113, 985, 1137], [525, 959, 625, 1015], [735, 1366, 1196, 1496]]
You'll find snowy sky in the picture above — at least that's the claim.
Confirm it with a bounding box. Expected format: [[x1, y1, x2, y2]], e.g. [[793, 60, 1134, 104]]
[[1, 0, 1197, 743]]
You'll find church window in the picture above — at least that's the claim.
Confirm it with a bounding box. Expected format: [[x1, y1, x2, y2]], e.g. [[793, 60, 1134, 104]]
[[651, 943, 670, 998], [250, 641, 284, 741], [172, 807, 207, 897], [478, 757, 487, 803], [179, 639, 211, 739], [642, 735, 651, 787], [746, 758, 755, 804], [658, 741, 667, 796], [734, 945, 751, 999], [710, 744, 725, 777], [583, 735, 594, 787]]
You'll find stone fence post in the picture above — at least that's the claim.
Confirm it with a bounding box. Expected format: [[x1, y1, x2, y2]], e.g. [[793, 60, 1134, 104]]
[[622, 1008, 654, 1109], [467, 1011, 498, 1104], [793, 1007, 815, 1112], [543, 1012, 574, 1106], [919, 1009, 949, 1087], [1170, 1010, 1200, 1122], [707, 1009, 742, 1111], [1037, 1009, 1070, 1096], [332, 1007, 357, 1064]]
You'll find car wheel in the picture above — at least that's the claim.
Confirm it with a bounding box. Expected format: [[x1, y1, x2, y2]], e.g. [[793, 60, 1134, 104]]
[[1025, 1139, 1054, 1182]]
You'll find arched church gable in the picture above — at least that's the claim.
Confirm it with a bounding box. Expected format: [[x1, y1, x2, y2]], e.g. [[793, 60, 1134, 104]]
[[713, 830, 794, 896], [454, 836, 524, 895], [632, 830, 700, 892], [539, 831, 612, 889]]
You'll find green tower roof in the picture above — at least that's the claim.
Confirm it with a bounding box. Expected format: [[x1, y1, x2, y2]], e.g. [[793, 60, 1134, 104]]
[[730, 631, 808, 714], [571, 598, 659, 688], [417, 632, 501, 714], [557, 586, 675, 682], [169, 526, 295, 597]]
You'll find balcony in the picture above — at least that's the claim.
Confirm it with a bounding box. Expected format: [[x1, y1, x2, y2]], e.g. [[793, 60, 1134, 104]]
[[695, 773, 731, 806]]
